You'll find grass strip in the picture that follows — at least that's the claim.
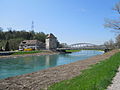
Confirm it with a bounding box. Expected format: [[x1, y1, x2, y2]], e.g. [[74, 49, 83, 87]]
[[65, 50, 81, 52], [12, 50, 42, 55], [48, 52, 120, 90]]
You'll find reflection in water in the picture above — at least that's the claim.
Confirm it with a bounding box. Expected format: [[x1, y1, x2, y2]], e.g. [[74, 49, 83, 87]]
[[46, 55, 50, 66], [45, 55, 58, 67], [0, 50, 103, 79]]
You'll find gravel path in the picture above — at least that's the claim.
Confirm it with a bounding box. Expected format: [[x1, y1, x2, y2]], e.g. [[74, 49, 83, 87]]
[[0, 50, 119, 90], [107, 67, 120, 90]]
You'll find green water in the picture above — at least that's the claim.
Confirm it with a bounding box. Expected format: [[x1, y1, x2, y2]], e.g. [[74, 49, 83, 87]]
[[0, 50, 104, 79]]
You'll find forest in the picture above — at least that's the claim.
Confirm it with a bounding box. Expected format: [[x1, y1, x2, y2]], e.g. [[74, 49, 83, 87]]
[[0, 27, 47, 50]]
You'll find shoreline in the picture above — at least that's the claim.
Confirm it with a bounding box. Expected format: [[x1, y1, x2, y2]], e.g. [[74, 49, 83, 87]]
[[0, 49, 119, 90], [0, 51, 59, 59]]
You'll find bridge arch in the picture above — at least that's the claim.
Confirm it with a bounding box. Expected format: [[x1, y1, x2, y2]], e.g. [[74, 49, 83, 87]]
[[57, 43, 106, 50]]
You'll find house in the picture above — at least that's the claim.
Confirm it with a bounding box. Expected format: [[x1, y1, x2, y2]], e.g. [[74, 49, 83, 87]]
[[19, 40, 45, 50], [46, 33, 59, 50]]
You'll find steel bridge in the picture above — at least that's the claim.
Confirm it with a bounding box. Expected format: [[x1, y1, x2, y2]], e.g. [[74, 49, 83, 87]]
[[57, 43, 106, 50]]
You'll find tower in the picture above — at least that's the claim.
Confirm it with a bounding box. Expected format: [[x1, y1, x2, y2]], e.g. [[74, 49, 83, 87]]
[[46, 33, 58, 50], [31, 21, 34, 31]]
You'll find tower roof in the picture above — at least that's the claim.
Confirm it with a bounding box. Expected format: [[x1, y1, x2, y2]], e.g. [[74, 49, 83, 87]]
[[47, 33, 56, 39]]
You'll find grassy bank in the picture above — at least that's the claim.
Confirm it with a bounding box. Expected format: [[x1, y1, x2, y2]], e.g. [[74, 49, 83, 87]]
[[65, 50, 81, 52], [12, 50, 42, 55], [48, 52, 120, 90]]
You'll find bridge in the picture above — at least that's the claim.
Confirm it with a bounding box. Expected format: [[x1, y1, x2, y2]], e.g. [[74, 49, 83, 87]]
[[57, 43, 107, 52]]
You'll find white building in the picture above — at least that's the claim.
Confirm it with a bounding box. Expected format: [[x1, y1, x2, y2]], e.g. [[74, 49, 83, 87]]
[[46, 33, 58, 50]]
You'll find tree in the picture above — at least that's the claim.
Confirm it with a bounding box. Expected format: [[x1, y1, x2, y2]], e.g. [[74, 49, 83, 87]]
[[7, 27, 12, 31], [5, 41, 10, 51], [116, 34, 120, 48], [113, 2, 120, 14], [104, 2, 120, 48], [104, 39, 115, 49], [0, 27, 47, 50], [0, 46, 2, 51], [34, 32, 46, 43], [0, 27, 3, 32], [9, 38, 23, 50], [60, 43, 69, 48], [104, 2, 120, 31]]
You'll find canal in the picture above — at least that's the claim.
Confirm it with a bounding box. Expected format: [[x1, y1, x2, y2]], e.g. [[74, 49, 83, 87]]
[[0, 50, 104, 79]]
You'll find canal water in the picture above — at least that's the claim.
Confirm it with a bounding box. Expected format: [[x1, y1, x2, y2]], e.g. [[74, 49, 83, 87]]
[[0, 50, 104, 79]]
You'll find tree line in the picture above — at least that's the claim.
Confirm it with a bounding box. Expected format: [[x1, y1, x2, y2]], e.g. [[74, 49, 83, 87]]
[[0, 28, 47, 51]]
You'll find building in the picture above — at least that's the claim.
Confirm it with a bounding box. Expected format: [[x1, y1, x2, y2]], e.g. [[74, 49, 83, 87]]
[[46, 33, 58, 50], [19, 40, 45, 50]]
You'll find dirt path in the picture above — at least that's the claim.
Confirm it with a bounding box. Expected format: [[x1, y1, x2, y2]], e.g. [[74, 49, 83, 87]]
[[0, 50, 119, 90]]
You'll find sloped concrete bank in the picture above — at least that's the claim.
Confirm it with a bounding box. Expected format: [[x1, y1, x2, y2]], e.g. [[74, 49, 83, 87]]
[[0, 50, 119, 90]]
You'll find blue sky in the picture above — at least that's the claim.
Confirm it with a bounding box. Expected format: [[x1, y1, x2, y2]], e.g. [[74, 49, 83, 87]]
[[0, 0, 119, 45]]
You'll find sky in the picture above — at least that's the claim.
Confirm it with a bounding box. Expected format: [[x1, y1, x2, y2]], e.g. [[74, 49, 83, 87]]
[[0, 0, 120, 45]]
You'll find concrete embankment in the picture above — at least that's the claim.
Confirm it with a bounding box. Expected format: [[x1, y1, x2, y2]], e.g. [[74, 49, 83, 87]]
[[0, 50, 119, 90]]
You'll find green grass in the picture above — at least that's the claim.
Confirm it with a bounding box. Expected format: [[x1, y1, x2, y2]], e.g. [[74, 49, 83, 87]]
[[65, 50, 81, 52], [48, 52, 120, 90], [12, 50, 42, 55]]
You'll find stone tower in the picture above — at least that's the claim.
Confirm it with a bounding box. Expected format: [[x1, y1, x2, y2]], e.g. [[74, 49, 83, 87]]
[[46, 33, 58, 50]]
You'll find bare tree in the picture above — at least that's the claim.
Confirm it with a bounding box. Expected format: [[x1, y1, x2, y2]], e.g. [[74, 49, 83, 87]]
[[104, 19, 120, 31], [104, 39, 115, 49], [116, 34, 120, 48], [104, 2, 120, 31], [113, 2, 120, 14], [104, 2, 120, 48]]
